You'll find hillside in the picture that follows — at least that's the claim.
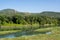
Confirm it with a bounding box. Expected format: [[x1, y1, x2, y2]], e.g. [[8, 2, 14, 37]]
[[40, 11, 60, 18], [0, 9, 60, 18], [0, 9, 31, 16]]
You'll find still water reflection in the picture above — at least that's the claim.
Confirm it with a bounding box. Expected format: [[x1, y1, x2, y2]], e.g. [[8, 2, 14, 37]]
[[0, 31, 52, 38]]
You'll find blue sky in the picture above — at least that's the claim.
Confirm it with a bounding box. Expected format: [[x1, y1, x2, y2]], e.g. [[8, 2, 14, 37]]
[[0, 0, 60, 13]]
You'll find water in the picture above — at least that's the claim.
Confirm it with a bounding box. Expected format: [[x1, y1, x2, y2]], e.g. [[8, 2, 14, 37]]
[[46, 32, 52, 34], [0, 31, 52, 38], [0, 34, 15, 38]]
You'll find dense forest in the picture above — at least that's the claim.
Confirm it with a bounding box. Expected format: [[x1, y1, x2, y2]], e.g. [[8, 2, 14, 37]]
[[0, 9, 60, 26]]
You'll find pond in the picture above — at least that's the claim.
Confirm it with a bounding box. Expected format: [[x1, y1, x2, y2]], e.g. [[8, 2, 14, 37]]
[[0, 31, 52, 38]]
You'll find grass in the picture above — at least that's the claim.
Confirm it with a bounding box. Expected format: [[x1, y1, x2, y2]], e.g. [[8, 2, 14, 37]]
[[0, 24, 40, 31], [0, 27, 60, 40], [3, 23, 39, 27], [0, 30, 21, 35], [0, 23, 58, 31]]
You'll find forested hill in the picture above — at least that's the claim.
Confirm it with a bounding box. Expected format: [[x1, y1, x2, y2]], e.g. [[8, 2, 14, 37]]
[[0, 9, 60, 18], [0, 9, 24, 15], [40, 11, 60, 18]]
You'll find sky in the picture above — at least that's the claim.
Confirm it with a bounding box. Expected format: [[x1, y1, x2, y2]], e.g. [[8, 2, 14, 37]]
[[0, 0, 60, 13]]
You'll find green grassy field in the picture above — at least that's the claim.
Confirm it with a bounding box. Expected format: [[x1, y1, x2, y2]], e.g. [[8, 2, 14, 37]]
[[0, 27, 60, 40], [0, 30, 21, 35]]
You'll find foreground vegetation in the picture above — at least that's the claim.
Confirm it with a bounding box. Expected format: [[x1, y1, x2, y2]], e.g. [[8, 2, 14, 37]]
[[0, 27, 60, 40], [0, 30, 20, 35]]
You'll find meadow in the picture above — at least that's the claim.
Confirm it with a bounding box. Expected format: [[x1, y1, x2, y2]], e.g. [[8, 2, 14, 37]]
[[0, 26, 60, 40]]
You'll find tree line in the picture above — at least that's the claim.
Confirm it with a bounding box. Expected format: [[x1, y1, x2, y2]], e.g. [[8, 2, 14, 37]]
[[0, 14, 59, 26]]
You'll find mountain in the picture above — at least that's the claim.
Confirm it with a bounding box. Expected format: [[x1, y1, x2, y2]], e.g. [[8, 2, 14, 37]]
[[0, 9, 60, 18], [0, 9, 17, 14], [40, 11, 60, 18]]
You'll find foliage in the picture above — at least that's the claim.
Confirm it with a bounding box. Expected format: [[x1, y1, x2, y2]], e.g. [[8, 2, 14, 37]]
[[0, 9, 59, 31]]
